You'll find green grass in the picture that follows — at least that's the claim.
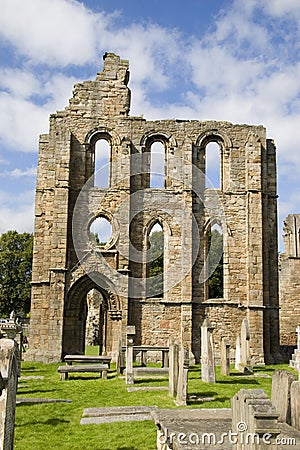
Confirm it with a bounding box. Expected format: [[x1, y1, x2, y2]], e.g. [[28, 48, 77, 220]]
[[15, 353, 298, 450]]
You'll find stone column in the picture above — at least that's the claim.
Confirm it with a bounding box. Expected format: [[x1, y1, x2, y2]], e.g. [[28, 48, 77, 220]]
[[201, 318, 216, 383], [220, 337, 230, 376], [126, 326, 135, 385]]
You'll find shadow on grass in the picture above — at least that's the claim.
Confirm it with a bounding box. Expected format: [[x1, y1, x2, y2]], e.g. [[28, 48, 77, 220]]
[[187, 391, 230, 406], [133, 378, 168, 385], [17, 388, 58, 395], [117, 447, 139, 450], [218, 379, 259, 385], [18, 418, 70, 427]]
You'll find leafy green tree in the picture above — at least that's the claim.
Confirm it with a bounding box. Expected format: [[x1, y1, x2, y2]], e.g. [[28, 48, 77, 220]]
[[0, 231, 33, 316], [148, 230, 164, 297], [208, 228, 223, 298]]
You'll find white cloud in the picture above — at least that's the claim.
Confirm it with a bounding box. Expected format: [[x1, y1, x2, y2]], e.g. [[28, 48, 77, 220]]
[[0, 167, 37, 178], [0, 0, 106, 66], [263, 0, 300, 19], [0, 68, 41, 99], [102, 23, 181, 90], [0, 190, 34, 234], [0, 69, 81, 152]]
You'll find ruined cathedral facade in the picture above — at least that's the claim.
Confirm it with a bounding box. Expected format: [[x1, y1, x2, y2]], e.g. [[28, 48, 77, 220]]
[[27, 53, 280, 364]]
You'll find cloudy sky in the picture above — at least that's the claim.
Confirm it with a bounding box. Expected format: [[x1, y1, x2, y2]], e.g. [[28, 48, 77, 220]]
[[0, 0, 299, 250]]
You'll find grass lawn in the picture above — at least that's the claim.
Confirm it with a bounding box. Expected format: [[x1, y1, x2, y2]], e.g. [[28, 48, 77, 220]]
[[15, 351, 297, 450]]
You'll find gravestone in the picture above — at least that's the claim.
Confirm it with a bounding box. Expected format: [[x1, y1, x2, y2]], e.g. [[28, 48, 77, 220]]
[[201, 318, 216, 383], [220, 337, 230, 376], [175, 346, 189, 406], [0, 312, 23, 364], [116, 337, 123, 376], [168, 337, 179, 398], [290, 325, 300, 374], [239, 319, 253, 374], [125, 326, 135, 385], [235, 335, 241, 371], [232, 389, 280, 449], [0, 339, 19, 450], [271, 369, 296, 424], [290, 381, 300, 431]]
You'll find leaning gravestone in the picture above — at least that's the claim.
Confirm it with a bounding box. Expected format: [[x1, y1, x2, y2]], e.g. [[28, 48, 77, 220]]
[[271, 369, 296, 424], [0, 339, 19, 450], [201, 318, 216, 383]]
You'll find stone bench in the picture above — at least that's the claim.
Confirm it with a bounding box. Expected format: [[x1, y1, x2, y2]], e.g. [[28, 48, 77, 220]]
[[57, 364, 109, 381], [64, 355, 111, 367]]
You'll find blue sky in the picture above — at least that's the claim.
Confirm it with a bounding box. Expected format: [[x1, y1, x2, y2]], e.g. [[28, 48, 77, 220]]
[[0, 0, 300, 250]]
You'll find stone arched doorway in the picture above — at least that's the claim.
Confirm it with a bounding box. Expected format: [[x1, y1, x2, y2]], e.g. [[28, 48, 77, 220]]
[[62, 272, 122, 357]]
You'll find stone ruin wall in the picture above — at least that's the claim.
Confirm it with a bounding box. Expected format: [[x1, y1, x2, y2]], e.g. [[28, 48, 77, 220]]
[[27, 53, 280, 364], [279, 214, 300, 346]]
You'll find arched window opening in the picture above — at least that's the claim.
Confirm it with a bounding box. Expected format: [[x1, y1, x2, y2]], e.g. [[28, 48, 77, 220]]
[[89, 216, 112, 247], [94, 139, 110, 187], [147, 222, 164, 297], [207, 223, 223, 299], [150, 142, 165, 188], [205, 142, 221, 188], [85, 289, 106, 354]]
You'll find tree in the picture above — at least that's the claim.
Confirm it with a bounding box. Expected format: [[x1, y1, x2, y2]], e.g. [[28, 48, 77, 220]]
[[148, 230, 164, 297], [0, 231, 33, 317], [208, 228, 223, 298]]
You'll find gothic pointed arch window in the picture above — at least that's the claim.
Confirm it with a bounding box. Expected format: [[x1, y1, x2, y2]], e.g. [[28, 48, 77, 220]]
[[146, 221, 164, 297], [204, 222, 224, 299]]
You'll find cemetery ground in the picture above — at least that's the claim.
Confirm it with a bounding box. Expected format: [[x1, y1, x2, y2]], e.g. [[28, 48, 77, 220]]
[[14, 347, 298, 450]]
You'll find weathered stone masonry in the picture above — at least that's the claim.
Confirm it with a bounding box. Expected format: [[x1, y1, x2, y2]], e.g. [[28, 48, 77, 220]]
[[26, 53, 280, 364]]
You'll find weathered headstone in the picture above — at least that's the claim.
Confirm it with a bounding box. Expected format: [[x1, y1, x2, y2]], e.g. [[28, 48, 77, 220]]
[[290, 325, 300, 374], [220, 337, 230, 376], [235, 335, 241, 371], [232, 389, 280, 450], [125, 326, 135, 385], [239, 318, 253, 374], [116, 337, 123, 376], [175, 346, 189, 406], [168, 337, 179, 398], [290, 380, 300, 431], [0, 339, 19, 450], [201, 318, 216, 383], [271, 369, 296, 424], [0, 312, 23, 364]]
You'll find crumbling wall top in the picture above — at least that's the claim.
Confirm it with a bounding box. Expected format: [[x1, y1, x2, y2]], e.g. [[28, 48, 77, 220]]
[[96, 52, 129, 85]]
